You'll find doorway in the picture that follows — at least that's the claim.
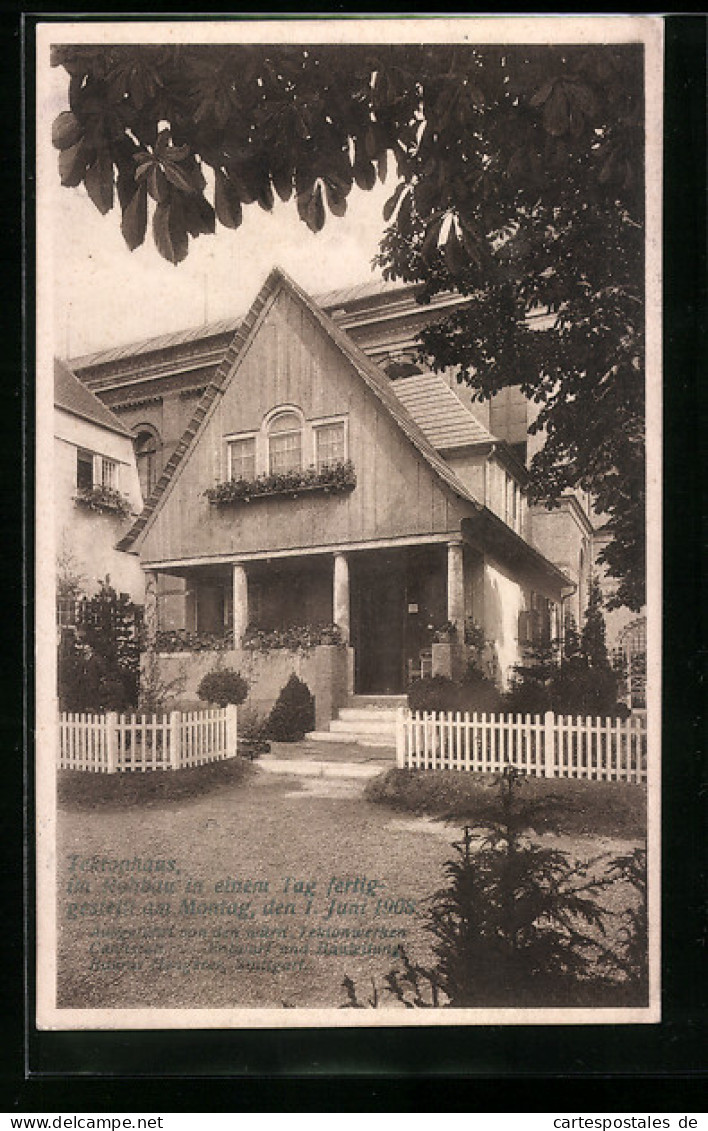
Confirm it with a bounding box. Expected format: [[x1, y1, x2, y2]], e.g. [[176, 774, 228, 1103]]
[[352, 554, 406, 694]]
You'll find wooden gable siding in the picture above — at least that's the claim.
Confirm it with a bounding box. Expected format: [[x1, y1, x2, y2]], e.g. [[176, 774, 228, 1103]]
[[140, 288, 468, 563]]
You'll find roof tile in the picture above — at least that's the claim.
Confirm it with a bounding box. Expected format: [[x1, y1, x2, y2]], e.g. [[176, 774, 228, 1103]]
[[391, 373, 495, 449], [54, 357, 134, 438]]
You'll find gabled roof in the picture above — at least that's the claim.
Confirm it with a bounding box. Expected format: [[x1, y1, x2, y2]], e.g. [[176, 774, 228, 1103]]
[[391, 373, 495, 450], [117, 268, 482, 552], [54, 357, 134, 438]]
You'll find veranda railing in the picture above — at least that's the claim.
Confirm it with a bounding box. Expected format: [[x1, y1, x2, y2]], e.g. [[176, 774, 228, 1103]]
[[396, 708, 647, 783], [58, 706, 238, 773]]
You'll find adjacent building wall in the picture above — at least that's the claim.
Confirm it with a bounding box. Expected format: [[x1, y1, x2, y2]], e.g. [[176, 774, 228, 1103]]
[[55, 408, 143, 601]]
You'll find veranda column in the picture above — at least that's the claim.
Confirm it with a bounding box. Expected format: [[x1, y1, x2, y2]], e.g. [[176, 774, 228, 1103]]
[[333, 552, 350, 642], [446, 541, 465, 635], [144, 570, 158, 649], [232, 564, 248, 649]]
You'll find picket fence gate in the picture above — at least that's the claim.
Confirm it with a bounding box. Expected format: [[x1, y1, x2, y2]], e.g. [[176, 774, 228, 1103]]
[[395, 709, 647, 783], [58, 706, 238, 773]]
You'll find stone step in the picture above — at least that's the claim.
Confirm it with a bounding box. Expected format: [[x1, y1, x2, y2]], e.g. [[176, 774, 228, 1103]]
[[259, 754, 384, 779], [328, 718, 397, 736], [305, 730, 396, 748], [336, 707, 400, 724], [348, 694, 408, 708]]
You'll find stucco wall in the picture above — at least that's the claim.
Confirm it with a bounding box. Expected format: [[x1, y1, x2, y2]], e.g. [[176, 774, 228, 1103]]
[[483, 558, 526, 688], [55, 409, 143, 602], [151, 643, 353, 730], [528, 502, 589, 625]]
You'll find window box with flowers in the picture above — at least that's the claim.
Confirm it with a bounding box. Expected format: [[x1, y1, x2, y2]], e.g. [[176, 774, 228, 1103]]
[[204, 460, 356, 507], [242, 622, 344, 654], [155, 629, 232, 653], [74, 484, 133, 518]]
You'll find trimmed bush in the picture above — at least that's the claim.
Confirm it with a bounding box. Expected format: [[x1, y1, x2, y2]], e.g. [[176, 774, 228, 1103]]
[[266, 674, 315, 742], [197, 668, 249, 707], [408, 668, 502, 715]]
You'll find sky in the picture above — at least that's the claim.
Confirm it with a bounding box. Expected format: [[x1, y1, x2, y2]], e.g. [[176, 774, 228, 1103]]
[[46, 67, 393, 361]]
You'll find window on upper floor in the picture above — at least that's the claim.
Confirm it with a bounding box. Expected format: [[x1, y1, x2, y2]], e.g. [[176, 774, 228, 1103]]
[[76, 449, 119, 491], [76, 449, 94, 490], [314, 421, 346, 470], [268, 411, 303, 475], [223, 408, 348, 482], [228, 435, 257, 481], [99, 456, 118, 489]]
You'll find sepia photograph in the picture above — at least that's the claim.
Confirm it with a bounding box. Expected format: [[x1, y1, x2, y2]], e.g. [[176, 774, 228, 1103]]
[[35, 16, 662, 1030]]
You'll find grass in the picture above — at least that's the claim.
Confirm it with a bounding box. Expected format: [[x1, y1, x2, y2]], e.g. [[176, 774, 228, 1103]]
[[57, 756, 252, 810], [365, 768, 647, 839], [56, 766, 456, 1010], [55, 759, 647, 1011]]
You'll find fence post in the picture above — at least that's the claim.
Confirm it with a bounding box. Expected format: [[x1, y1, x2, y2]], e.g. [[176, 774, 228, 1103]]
[[395, 707, 405, 768], [225, 703, 238, 758], [105, 712, 118, 774], [169, 710, 181, 771], [542, 710, 555, 778]]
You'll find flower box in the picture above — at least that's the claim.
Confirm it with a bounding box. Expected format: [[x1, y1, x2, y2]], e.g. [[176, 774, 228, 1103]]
[[241, 623, 344, 653], [74, 485, 133, 518], [155, 629, 232, 653], [204, 460, 356, 507]]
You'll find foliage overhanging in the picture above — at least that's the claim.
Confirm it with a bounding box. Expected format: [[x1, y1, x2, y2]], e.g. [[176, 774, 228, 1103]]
[[52, 43, 645, 609]]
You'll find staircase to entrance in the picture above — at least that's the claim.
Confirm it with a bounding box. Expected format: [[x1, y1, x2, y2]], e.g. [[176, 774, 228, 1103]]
[[306, 695, 406, 749]]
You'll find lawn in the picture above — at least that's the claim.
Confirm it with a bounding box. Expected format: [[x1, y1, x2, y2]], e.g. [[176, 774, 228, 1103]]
[[55, 755, 647, 1012], [365, 768, 647, 839]]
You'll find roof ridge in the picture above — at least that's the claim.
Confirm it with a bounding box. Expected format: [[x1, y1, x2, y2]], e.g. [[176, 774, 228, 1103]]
[[72, 274, 415, 371], [117, 268, 481, 552]]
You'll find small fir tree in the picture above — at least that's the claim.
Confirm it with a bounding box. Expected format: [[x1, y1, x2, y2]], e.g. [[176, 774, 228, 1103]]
[[342, 768, 648, 1009], [581, 576, 611, 669], [266, 674, 315, 742]]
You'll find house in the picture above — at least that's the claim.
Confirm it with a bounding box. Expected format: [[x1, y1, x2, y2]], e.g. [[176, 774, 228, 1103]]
[[71, 277, 595, 628], [110, 268, 574, 728], [54, 357, 144, 613]]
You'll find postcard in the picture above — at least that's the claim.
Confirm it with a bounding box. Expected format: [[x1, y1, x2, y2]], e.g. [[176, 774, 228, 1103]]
[[35, 15, 663, 1031]]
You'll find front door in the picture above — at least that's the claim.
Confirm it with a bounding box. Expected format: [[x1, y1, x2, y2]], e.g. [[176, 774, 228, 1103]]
[[353, 559, 406, 694]]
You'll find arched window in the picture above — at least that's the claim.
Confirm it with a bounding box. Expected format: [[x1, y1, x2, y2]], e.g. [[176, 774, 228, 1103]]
[[267, 410, 303, 475], [135, 427, 161, 500]]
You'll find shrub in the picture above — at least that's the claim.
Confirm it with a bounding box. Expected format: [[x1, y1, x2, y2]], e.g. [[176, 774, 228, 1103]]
[[197, 668, 249, 707], [548, 656, 628, 718], [504, 582, 626, 718], [408, 668, 502, 715], [345, 768, 649, 1009], [266, 674, 315, 741], [237, 705, 271, 758], [57, 580, 141, 712]]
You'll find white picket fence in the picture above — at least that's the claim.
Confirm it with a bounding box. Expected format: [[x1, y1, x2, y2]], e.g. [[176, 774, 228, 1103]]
[[58, 706, 238, 773], [396, 709, 647, 783]]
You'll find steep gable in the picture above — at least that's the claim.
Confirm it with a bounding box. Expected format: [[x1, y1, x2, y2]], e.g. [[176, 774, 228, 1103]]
[[120, 268, 481, 557]]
